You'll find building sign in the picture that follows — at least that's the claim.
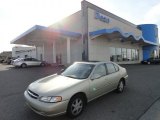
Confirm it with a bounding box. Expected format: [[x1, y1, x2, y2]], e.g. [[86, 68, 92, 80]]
[[95, 11, 110, 23]]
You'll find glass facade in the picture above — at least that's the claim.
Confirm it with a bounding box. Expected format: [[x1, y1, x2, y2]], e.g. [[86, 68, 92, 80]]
[[131, 49, 136, 61], [109, 47, 116, 62], [122, 48, 127, 61], [127, 49, 131, 61], [135, 49, 139, 60], [116, 48, 122, 62], [110, 47, 139, 62]]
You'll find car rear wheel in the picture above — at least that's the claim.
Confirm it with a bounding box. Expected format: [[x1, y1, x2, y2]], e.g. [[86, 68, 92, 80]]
[[40, 63, 45, 67], [147, 61, 151, 65], [67, 95, 85, 118], [21, 63, 27, 68], [116, 80, 124, 93]]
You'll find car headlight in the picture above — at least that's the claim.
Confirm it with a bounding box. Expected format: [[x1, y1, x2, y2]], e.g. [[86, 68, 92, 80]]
[[39, 96, 62, 103]]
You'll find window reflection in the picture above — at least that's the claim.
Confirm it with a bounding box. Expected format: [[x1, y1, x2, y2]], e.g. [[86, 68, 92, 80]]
[[122, 48, 127, 61], [135, 49, 139, 60], [131, 49, 136, 61], [127, 49, 131, 61], [110, 47, 139, 62], [116, 48, 122, 62], [109, 47, 116, 62]]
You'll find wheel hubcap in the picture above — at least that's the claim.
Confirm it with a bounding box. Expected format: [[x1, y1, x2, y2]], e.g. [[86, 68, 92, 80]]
[[119, 82, 124, 91], [71, 98, 83, 116]]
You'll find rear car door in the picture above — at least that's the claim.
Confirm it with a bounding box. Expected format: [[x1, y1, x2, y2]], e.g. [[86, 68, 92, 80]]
[[105, 63, 121, 90]]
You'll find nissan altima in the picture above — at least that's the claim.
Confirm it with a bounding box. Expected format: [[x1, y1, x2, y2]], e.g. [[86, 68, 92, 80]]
[[24, 61, 128, 118]]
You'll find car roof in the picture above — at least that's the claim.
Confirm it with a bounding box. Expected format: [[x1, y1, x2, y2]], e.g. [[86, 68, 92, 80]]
[[16, 57, 23, 59], [74, 61, 114, 65]]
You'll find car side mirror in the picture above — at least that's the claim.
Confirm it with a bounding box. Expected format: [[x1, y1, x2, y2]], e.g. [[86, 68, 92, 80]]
[[91, 74, 101, 80]]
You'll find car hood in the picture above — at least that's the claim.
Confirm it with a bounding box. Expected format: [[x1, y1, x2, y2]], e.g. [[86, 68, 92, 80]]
[[28, 74, 83, 96]]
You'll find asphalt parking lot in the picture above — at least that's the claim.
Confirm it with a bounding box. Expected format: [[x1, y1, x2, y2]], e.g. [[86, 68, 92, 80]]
[[0, 64, 160, 120]]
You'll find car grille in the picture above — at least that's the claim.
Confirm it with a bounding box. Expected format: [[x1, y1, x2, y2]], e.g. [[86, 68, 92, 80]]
[[27, 89, 39, 99]]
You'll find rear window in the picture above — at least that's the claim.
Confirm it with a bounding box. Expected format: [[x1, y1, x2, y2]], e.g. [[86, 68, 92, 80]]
[[113, 64, 119, 72], [106, 63, 116, 74]]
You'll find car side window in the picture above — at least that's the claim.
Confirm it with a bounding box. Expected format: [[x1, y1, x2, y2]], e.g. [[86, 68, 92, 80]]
[[24, 58, 29, 61], [28, 58, 32, 61], [24, 58, 32, 61], [91, 64, 106, 79], [32, 58, 38, 61], [106, 63, 116, 74], [113, 64, 119, 72]]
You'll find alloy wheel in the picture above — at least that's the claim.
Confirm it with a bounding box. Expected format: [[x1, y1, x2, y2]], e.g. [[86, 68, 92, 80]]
[[119, 81, 124, 92], [116, 80, 124, 93], [67, 95, 85, 118], [71, 98, 83, 116]]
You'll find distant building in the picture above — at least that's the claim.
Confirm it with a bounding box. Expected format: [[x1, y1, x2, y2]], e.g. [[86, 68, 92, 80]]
[[12, 46, 36, 59], [11, 0, 159, 65]]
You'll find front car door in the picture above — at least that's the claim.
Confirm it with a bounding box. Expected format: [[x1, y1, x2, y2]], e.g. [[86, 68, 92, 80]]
[[24, 58, 32, 66], [89, 63, 108, 100], [31, 58, 41, 66]]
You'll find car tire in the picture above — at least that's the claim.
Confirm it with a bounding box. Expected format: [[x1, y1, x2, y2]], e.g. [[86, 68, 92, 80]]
[[40, 63, 45, 67], [67, 94, 85, 118], [21, 63, 27, 68], [147, 61, 151, 65], [116, 80, 125, 93]]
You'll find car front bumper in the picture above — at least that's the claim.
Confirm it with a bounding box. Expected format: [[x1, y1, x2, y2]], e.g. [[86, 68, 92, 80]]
[[12, 62, 21, 67], [24, 91, 69, 117]]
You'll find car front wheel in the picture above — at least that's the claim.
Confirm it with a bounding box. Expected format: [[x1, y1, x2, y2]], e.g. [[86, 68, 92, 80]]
[[67, 95, 85, 118], [116, 80, 124, 93]]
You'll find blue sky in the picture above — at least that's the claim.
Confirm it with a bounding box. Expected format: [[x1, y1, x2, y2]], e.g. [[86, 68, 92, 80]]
[[0, 0, 160, 53]]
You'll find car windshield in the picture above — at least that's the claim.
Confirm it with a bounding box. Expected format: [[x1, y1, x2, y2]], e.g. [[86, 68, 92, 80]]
[[61, 63, 95, 79]]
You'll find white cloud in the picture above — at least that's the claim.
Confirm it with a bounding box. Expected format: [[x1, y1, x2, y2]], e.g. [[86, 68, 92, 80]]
[[143, 3, 160, 41], [143, 3, 160, 23]]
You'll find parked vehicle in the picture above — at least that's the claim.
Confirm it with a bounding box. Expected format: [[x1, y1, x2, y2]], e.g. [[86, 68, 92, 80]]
[[0, 59, 4, 63], [24, 61, 128, 118], [5, 57, 17, 64], [141, 58, 160, 64], [8, 57, 17, 64], [12, 58, 46, 68]]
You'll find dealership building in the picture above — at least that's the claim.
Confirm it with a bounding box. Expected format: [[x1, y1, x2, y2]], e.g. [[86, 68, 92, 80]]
[[11, 0, 159, 65]]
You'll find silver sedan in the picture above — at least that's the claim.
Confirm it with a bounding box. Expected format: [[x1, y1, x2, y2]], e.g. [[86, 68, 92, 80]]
[[24, 61, 128, 118], [12, 58, 46, 68]]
